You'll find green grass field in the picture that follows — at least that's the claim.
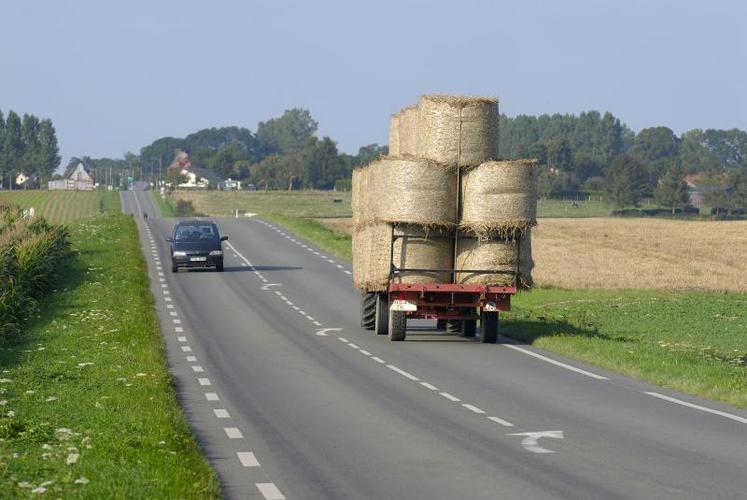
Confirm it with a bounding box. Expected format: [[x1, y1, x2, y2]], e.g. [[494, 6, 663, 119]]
[[266, 216, 747, 409], [0, 214, 220, 497], [503, 289, 747, 408], [0, 191, 120, 223]]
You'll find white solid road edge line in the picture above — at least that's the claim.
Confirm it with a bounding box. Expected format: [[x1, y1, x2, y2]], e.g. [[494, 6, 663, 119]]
[[256, 482, 286, 500], [504, 344, 609, 381], [645, 391, 747, 425]]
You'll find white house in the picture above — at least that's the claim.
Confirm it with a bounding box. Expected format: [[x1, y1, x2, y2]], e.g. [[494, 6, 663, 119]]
[[48, 163, 94, 191]]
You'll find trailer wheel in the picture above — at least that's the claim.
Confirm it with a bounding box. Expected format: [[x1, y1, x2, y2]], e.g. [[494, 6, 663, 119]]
[[436, 319, 446, 330], [462, 319, 477, 338], [480, 311, 499, 344], [445, 320, 462, 334], [374, 293, 389, 335], [361, 293, 376, 330], [388, 310, 407, 341]]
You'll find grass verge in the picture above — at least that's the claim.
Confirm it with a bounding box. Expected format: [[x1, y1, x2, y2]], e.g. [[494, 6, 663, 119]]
[[149, 191, 176, 217], [264, 215, 352, 261], [269, 216, 747, 409], [0, 213, 220, 497]]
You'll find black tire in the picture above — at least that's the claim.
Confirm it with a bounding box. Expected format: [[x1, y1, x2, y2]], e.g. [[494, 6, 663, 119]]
[[445, 320, 462, 334], [480, 310, 499, 344], [374, 293, 389, 336], [436, 319, 446, 330], [361, 293, 376, 330], [388, 309, 407, 341], [216, 259, 224, 272], [171, 261, 178, 273], [462, 319, 477, 338]]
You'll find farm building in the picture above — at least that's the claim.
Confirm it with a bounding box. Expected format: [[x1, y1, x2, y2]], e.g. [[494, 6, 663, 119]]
[[174, 167, 223, 190], [48, 163, 94, 191]]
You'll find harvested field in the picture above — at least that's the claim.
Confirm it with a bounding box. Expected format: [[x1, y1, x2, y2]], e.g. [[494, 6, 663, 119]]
[[318, 217, 747, 292], [174, 190, 352, 218]]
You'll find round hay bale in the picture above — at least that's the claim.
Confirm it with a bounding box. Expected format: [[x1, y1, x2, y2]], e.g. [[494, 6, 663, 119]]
[[388, 113, 401, 156], [368, 156, 457, 228], [419, 95, 499, 167], [460, 159, 538, 238], [455, 237, 517, 286], [398, 105, 420, 156], [391, 224, 453, 285], [356, 222, 393, 292], [351, 167, 369, 228]]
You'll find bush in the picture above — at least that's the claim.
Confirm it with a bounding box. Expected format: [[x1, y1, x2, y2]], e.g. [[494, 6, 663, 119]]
[[0, 203, 69, 341]]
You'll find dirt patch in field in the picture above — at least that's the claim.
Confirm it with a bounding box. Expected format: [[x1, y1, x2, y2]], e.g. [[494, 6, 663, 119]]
[[318, 217, 747, 292]]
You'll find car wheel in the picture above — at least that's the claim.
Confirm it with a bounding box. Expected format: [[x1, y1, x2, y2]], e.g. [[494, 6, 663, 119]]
[[171, 261, 178, 273], [216, 260, 224, 272]]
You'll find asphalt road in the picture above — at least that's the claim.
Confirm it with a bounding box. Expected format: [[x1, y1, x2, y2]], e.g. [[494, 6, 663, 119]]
[[122, 191, 747, 500]]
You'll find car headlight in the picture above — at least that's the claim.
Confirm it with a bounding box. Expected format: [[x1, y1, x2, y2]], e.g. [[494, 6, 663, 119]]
[[173, 251, 187, 257], [209, 250, 223, 256]]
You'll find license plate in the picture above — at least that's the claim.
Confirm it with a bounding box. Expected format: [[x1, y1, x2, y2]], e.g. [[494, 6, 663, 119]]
[[190, 257, 207, 262], [390, 300, 417, 312]]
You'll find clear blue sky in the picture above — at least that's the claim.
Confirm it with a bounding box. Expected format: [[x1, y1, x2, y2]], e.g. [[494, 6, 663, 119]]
[[1, 0, 744, 165]]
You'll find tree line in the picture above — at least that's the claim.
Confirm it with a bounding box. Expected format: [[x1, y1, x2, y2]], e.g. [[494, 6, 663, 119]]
[[499, 112, 747, 211], [68, 109, 386, 191], [0, 109, 61, 189], [68, 106, 747, 211]]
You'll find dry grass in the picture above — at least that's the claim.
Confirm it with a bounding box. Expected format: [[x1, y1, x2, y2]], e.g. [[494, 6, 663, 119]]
[[318, 217, 747, 292], [173, 190, 351, 218]]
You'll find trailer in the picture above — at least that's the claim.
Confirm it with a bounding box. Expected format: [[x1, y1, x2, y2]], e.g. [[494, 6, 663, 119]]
[[360, 224, 518, 343]]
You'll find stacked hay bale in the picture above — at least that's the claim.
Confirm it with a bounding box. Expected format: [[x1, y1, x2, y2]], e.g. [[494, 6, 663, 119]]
[[354, 95, 537, 293]]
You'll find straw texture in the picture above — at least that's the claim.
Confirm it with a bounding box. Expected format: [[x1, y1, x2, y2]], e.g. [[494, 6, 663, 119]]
[[388, 113, 401, 156], [367, 157, 457, 227], [460, 159, 538, 238], [419, 95, 499, 167], [455, 237, 518, 286], [398, 106, 420, 156], [354, 223, 455, 291]]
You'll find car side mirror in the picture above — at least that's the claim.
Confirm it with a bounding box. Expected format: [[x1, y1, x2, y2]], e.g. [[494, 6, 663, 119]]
[[220, 236, 228, 241], [166, 237, 173, 242]]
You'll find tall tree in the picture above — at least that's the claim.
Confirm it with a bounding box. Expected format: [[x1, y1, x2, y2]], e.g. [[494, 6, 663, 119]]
[[630, 127, 680, 165], [0, 110, 5, 185], [3, 111, 23, 189], [604, 155, 648, 208], [256, 109, 318, 156], [302, 137, 347, 189], [654, 161, 690, 214], [37, 119, 61, 184], [21, 114, 41, 185]]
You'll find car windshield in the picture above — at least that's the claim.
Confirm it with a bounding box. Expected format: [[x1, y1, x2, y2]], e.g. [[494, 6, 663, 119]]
[[175, 224, 220, 242]]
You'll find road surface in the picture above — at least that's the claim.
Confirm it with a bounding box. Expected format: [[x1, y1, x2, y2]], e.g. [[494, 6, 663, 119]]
[[122, 191, 747, 500]]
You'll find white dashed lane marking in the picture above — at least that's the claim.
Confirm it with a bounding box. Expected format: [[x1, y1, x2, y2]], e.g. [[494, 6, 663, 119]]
[[205, 392, 219, 401], [488, 416, 515, 427], [186, 356, 197, 362], [198, 378, 211, 386], [224, 427, 244, 439], [440, 392, 460, 402], [181, 346, 192, 352], [177, 336, 187, 342], [256, 483, 286, 500], [387, 365, 419, 381], [192, 365, 205, 373], [213, 408, 231, 419], [463, 403, 486, 414], [237, 452, 260, 467]]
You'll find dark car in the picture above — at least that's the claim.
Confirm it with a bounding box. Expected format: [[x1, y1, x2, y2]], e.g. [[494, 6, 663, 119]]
[[167, 220, 228, 272]]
